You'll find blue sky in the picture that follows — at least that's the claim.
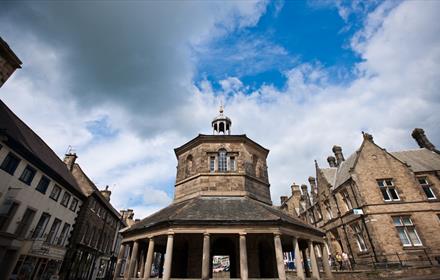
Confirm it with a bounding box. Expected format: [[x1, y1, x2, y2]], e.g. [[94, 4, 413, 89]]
[[195, 1, 379, 91], [1, 0, 439, 218]]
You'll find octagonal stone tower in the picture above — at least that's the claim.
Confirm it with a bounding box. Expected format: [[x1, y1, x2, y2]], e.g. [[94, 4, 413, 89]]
[[116, 106, 329, 280], [174, 107, 271, 204]]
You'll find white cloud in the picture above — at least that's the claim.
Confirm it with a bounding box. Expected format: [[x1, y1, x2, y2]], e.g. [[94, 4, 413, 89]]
[[1, 0, 439, 222]]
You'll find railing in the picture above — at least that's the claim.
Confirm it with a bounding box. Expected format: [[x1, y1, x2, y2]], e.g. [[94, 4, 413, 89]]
[[315, 248, 440, 271]]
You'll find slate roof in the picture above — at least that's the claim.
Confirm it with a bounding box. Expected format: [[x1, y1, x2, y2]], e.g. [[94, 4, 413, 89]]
[[334, 152, 358, 188], [72, 163, 122, 220], [320, 167, 337, 187], [0, 100, 84, 198], [126, 196, 323, 236], [319, 146, 440, 191], [391, 148, 440, 172]]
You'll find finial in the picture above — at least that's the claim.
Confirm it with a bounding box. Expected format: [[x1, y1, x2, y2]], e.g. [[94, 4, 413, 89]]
[[219, 99, 224, 114]]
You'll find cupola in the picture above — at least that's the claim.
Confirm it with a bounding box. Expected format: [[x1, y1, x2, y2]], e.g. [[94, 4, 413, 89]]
[[212, 105, 231, 135]]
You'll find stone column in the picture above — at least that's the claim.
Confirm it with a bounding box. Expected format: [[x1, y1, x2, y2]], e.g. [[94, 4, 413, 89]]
[[293, 237, 305, 280], [321, 243, 334, 280], [308, 240, 320, 280], [163, 233, 174, 280], [202, 233, 211, 280], [127, 241, 139, 279], [239, 233, 248, 280], [274, 234, 286, 280], [114, 243, 126, 280], [143, 238, 155, 279]]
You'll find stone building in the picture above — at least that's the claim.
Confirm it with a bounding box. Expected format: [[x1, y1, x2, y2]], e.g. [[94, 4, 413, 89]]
[[0, 37, 22, 88], [59, 153, 127, 280], [0, 100, 85, 279], [114, 107, 332, 280], [282, 128, 440, 267]]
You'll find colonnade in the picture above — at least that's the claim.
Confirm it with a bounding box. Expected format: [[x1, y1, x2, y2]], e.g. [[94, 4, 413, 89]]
[[114, 232, 333, 280]]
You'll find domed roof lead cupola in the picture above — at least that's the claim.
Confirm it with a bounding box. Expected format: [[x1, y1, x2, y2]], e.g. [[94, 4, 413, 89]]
[[212, 105, 231, 135]]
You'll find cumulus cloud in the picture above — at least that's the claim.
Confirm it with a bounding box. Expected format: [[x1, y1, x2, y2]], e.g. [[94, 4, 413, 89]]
[[1, 0, 439, 220]]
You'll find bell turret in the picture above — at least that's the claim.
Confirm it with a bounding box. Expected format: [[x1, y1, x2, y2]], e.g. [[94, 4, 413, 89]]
[[212, 105, 231, 135]]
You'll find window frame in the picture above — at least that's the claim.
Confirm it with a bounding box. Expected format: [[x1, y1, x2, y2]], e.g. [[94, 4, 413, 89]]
[[35, 176, 51, 194], [49, 185, 62, 201], [69, 198, 79, 212], [417, 177, 436, 200], [209, 156, 215, 172], [0, 200, 20, 232], [46, 218, 62, 244], [32, 212, 51, 239], [57, 223, 70, 246], [377, 179, 400, 202], [392, 216, 423, 247], [19, 165, 36, 185], [0, 152, 21, 175], [60, 192, 71, 207], [324, 200, 333, 220], [341, 189, 353, 211], [218, 149, 227, 172], [351, 222, 368, 252], [229, 156, 236, 172]]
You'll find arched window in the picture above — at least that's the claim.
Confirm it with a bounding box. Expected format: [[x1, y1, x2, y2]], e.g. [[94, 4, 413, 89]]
[[219, 122, 225, 133], [218, 149, 227, 172], [185, 155, 193, 177]]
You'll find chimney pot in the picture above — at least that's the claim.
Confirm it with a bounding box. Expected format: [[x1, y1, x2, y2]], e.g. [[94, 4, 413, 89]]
[[412, 128, 436, 151], [332, 145, 345, 166], [327, 156, 337, 167]]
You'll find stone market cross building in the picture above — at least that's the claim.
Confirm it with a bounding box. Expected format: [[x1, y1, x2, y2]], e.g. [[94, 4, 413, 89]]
[[115, 107, 332, 280]]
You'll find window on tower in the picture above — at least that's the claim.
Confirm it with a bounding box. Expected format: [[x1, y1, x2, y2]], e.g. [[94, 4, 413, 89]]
[[218, 149, 227, 172], [209, 156, 215, 172]]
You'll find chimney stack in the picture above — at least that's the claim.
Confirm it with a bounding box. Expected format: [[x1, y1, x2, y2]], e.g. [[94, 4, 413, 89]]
[[100, 185, 111, 202], [327, 156, 337, 167], [332, 145, 345, 166], [280, 196, 288, 205], [412, 128, 436, 151], [300, 184, 308, 196], [291, 184, 301, 196], [362, 132, 374, 142], [63, 153, 77, 171], [308, 176, 317, 194]]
